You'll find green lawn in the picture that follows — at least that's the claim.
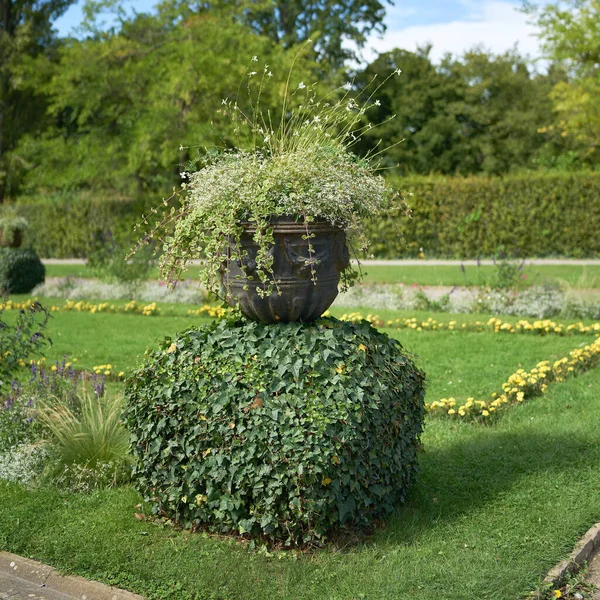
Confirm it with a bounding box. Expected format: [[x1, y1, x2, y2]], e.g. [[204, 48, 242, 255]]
[[2, 368, 599, 600], [3, 299, 600, 599], [43, 262, 600, 288]]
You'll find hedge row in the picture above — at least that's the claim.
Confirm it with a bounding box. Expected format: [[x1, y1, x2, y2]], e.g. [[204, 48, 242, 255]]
[[14, 172, 600, 258], [369, 171, 600, 258]]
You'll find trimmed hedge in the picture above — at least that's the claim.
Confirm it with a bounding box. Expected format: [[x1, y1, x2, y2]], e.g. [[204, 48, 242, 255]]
[[15, 195, 158, 258], [124, 318, 426, 545], [14, 172, 600, 258], [369, 172, 600, 258], [0, 249, 45, 293]]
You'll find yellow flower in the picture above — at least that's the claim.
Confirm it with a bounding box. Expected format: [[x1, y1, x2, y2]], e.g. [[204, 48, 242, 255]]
[[118, 371, 125, 378], [553, 590, 562, 599], [358, 343, 367, 352], [167, 343, 177, 354], [322, 477, 332, 486]]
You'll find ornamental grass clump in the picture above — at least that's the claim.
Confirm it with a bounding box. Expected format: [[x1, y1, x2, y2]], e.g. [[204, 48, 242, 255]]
[[133, 50, 407, 298], [124, 317, 425, 546]]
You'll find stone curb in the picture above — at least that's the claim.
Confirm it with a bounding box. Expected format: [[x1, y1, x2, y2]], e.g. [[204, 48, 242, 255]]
[[543, 523, 600, 585], [0, 552, 145, 600]]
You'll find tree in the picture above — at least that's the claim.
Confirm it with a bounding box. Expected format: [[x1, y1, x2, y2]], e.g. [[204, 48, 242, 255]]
[[15, 8, 316, 194], [164, 0, 391, 69], [524, 0, 600, 164], [355, 47, 554, 175], [0, 0, 74, 199]]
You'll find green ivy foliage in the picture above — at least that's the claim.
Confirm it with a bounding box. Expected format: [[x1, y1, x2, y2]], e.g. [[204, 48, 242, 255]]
[[0, 249, 45, 294], [123, 318, 425, 545]]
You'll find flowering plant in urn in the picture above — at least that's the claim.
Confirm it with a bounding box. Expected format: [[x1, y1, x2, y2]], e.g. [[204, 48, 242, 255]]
[[134, 49, 407, 322]]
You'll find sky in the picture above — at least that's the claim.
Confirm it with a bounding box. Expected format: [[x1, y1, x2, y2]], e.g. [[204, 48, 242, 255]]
[[52, 0, 544, 65]]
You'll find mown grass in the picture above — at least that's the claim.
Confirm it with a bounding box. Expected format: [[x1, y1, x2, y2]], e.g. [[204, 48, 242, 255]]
[[1, 368, 599, 600], [43, 262, 600, 288]]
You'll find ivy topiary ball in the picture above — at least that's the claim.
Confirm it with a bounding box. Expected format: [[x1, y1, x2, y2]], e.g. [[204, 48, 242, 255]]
[[124, 317, 425, 545], [0, 248, 45, 294]]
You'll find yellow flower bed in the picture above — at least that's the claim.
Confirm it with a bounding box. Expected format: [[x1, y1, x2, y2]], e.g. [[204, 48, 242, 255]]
[[426, 336, 600, 421], [0, 299, 160, 316], [330, 312, 600, 337], [187, 305, 232, 318]]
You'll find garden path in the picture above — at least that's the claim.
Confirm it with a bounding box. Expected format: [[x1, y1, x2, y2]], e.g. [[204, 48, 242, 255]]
[[0, 552, 144, 600]]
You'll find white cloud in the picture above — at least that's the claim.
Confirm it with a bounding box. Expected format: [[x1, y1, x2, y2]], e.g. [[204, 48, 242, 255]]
[[365, 1, 542, 64]]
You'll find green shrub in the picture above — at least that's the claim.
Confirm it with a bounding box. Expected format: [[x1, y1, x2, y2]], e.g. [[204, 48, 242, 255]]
[[124, 318, 426, 545], [0, 249, 45, 293], [370, 172, 600, 258], [15, 194, 160, 258]]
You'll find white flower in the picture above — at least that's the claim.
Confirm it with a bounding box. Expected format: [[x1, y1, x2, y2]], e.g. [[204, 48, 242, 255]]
[[374, 99, 381, 106], [267, 71, 273, 77], [395, 68, 403, 75], [313, 115, 320, 123], [251, 55, 258, 62], [179, 145, 184, 151], [221, 98, 228, 105], [298, 81, 306, 89], [180, 172, 188, 180], [249, 71, 257, 76], [342, 82, 352, 91], [264, 135, 270, 143]]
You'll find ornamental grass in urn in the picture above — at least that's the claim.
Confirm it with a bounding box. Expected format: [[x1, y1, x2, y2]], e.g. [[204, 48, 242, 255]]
[[135, 54, 407, 323]]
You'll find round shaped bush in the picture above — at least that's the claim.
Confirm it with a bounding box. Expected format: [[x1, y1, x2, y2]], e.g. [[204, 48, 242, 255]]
[[124, 318, 425, 545], [0, 248, 45, 294]]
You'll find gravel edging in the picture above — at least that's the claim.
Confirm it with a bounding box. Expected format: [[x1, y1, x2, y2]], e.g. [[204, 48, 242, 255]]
[[543, 523, 600, 586], [0, 551, 145, 599]]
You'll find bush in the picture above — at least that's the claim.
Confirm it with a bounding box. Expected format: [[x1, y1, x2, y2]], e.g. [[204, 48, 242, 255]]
[[370, 172, 600, 258], [15, 194, 160, 258], [124, 317, 426, 545], [0, 248, 45, 293]]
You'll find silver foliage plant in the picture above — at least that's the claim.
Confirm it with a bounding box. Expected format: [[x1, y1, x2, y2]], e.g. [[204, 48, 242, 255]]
[[132, 48, 408, 299]]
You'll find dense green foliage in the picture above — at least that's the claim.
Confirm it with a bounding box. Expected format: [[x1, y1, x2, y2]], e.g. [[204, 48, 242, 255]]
[[0, 0, 75, 200], [355, 47, 565, 175], [16, 195, 156, 257], [1, 0, 600, 200], [367, 171, 600, 258], [525, 1, 600, 165], [13, 172, 600, 258], [0, 248, 45, 292], [124, 317, 425, 544]]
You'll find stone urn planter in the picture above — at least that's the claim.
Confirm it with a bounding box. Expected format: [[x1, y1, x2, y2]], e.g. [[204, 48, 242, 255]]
[[221, 216, 350, 323]]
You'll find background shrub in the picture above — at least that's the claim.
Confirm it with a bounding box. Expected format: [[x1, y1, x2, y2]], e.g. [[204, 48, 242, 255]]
[[124, 318, 426, 545], [0, 249, 45, 293], [14, 172, 600, 259]]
